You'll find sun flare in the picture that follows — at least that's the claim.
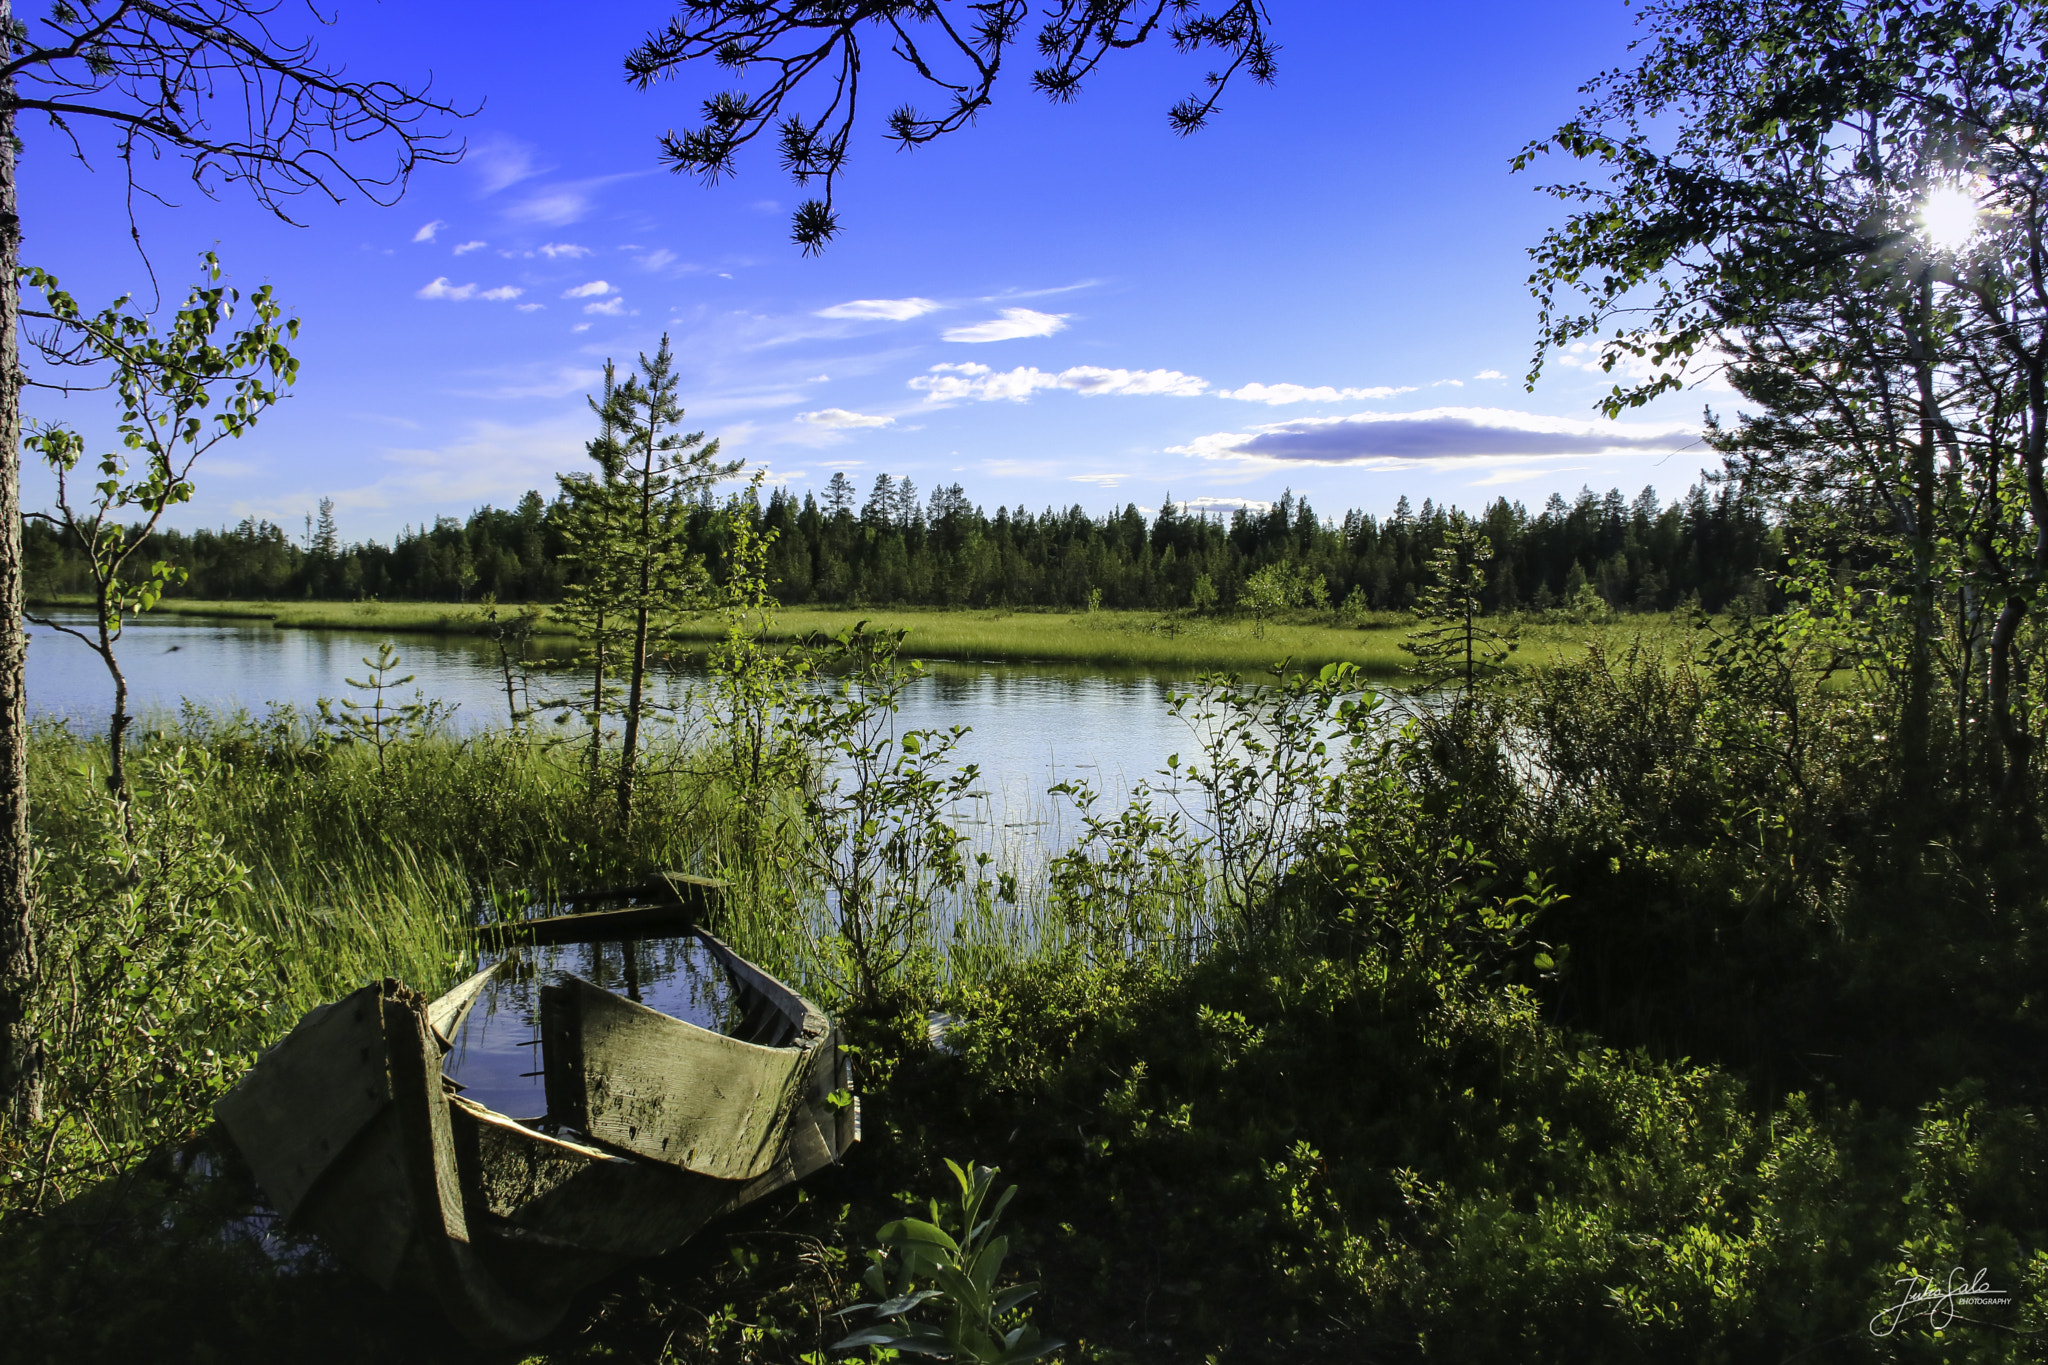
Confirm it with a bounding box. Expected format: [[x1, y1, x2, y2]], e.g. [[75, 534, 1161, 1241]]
[[1921, 184, 1981, 250]]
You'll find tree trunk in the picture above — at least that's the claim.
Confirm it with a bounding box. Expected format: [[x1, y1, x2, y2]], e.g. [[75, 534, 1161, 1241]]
[[0, 10, 38, 1132], [614, 444, 656, 832], [98, 588, 132, 803]]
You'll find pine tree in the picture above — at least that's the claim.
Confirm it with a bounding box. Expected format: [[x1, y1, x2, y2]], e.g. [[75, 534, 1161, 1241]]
[[555, 359, 637, 797], [1402, 514, 1518, 696], [592, 335, 741, 828]]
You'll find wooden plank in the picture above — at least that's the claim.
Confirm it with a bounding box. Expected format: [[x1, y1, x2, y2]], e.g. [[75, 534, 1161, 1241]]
[[550, 975, 813, 1181], [694, 927, 830, 1049], [428, 962, 499, 1046], [213, 983, 393, 1219], [452, 1098, 732, 1259], [480, 902, 697, 949], [476, 875, 727, 949], [381, 983, 566, 1347], [288, 1106, 415, 1290]]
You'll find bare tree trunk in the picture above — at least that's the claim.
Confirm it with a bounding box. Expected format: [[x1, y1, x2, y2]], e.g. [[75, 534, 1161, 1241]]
[[97, 590, 132, 803], [0, 13, 38, 1131], [614, 445, 655, 832], [616, 600, 650, 831]]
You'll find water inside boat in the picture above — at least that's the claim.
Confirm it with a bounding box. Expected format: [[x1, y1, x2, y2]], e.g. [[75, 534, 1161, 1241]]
[[440, 935, 740, 1119]]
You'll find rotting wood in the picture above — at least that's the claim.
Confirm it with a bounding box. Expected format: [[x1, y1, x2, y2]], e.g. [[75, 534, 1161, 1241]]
[[213, 983, 393, 1218], [214, 894, 856, 1349], [546, 975, 811, 1181]]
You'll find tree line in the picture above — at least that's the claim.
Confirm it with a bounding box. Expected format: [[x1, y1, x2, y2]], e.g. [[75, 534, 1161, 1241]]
[[22, 474, 1781, 616]]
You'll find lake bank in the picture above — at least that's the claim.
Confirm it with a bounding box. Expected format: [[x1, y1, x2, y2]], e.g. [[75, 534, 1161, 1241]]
[[38, 595, 1688, 674]]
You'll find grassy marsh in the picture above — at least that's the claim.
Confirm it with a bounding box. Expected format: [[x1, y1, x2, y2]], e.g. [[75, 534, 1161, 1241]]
[[96, 595, 1695, 675]]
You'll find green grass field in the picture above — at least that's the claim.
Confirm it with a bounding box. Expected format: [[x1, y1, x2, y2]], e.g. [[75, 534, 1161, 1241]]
[[81, 596, 1692, 675]]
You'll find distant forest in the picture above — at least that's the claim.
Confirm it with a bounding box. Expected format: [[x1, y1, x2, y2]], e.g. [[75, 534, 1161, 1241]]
[[22, 473, 1781, 615]]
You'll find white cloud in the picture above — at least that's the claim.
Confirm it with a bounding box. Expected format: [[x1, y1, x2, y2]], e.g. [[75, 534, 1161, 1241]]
[[470, 135, 543, 195], [562, 280, 613, 298], [816, 297, 942, 322], [453, 240, 486, 255], [637, 248, 678, 271], [911, 362, 1058, 404], [910, 361, 1207, 404], [515, 302, 544, 313], [1171, 406, 1700, 468], [1218, 382, 1415, 405], [412, 220, 446, 243], [1474, 369, 1504, 380], [1553, 338, 1734, 390], [571, 322, 592, 333], [538, 242, 590, 259], [417, 277, 525, 303], [942, 308, 1069, 343], [1058, 366, 1206, 397], [1070, 473, 1128, 487], [1432, 379, 1466, 388], [806, 374, 831, 383], [583, 297, 627, 316], [798, 408, 895, 430], [323, 413, 585, 513]]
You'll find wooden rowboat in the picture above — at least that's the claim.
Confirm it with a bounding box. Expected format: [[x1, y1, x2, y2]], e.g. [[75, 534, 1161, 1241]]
[[213, 876, 856, 1346]]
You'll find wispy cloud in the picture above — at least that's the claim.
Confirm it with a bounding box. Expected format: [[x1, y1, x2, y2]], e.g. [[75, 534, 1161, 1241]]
[[1070, 472, 1128, 487], [503, 173, 648, 229], [910, 362, 1205, 404], [1474, 369, 1504, 380], [453, 240, 487, 255], [816, 297, 942, 322], [637, 248, 679, 271], [515, 302, 545, 313], [449, 364, 605, 401], [412, 220, 446, 243], [1171, 406, 1699, 467], [478, 285, 524, 302], [942, 308, 1069, 343], [1218, 382, 1415, 405], [562, 280, 613, 298], [538, 242, 589, 259], [798, 408, 895, 430], [1183, 495, 1272, 514], [470, 135, 544, 195], [583, 297, 627, 316], [1467, 465, 1586, 486]]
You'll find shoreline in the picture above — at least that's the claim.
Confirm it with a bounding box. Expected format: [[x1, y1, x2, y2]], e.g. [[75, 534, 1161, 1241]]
[[26, 595, 1680, 674]]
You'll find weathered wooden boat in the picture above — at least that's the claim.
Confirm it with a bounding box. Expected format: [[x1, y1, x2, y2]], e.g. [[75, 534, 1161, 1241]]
[[214, 875, 857, 1346]]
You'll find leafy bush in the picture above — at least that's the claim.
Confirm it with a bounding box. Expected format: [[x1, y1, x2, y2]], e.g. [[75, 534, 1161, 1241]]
[[3, 748, 280, 1218]]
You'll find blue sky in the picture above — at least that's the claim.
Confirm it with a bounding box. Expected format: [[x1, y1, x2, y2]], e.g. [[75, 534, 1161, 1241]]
[[15, 1, 1723, 542]]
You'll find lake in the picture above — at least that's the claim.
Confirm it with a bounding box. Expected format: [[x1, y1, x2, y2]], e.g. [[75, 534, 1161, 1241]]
[[25, 611, 1211, 845]]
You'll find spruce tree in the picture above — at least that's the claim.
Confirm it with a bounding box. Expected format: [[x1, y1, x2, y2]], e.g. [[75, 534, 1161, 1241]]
[[589, 336, 741, 828]]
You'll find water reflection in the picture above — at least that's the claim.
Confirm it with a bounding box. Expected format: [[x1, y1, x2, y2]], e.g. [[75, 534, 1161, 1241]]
[[25, 611, 1203, 823], [440, 935, 738, 1120]]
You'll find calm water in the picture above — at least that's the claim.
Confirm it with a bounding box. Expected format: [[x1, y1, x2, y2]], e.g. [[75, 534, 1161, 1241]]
[[441, 935, 738, 1119], [25, 612, 1200, 820]]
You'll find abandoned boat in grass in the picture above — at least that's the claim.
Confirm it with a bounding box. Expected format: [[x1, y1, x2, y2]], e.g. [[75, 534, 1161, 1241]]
[[213, 876, 857, 1346]]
